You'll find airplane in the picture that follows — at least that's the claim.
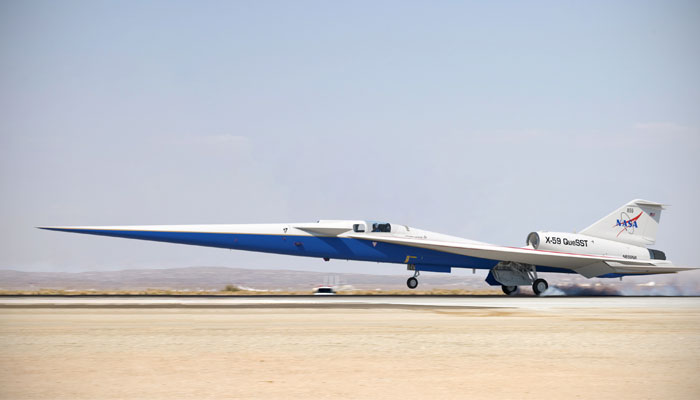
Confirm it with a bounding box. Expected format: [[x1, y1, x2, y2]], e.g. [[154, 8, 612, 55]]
[[39, 199, 695, 295]]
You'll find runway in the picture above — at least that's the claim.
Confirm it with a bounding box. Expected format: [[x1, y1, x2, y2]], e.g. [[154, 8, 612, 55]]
[[2, 295, 699, 309], [1, 296, 699, 399]]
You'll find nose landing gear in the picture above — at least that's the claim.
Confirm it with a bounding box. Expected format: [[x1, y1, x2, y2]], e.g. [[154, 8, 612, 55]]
[[406, 270, 420, 289], [407, 277, 418, 289]]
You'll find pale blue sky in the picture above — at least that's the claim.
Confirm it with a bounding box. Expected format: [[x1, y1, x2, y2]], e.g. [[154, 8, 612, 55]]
[[1, 1, 698, 277]]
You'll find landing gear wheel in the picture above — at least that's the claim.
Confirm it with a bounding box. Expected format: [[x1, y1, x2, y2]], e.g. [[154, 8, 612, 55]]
[[407, 277, 418, 289], [501, 285, 518, 296], [532, 279, 549, 296]]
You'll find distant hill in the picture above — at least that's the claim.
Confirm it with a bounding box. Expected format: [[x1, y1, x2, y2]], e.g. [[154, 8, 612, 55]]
[[0, 266, 484, 291]]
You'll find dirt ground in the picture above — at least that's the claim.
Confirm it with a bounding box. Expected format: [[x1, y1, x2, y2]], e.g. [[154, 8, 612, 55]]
[[1, 302, 699, 399]]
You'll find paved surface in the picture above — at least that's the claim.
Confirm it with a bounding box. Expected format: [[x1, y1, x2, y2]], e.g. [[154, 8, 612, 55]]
[[1, 295, 698, 310]]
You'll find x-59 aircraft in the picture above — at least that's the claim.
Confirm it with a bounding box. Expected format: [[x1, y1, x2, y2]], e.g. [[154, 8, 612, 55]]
[[40, 199, 695, 295]]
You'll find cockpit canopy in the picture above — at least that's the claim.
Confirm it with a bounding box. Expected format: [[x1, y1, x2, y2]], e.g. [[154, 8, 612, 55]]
[[352, 221, 392, 233], [371, 222, 391, 232]]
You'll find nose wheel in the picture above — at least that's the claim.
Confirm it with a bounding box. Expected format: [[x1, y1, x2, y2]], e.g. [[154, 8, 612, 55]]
[[407, 277, 418, 289], [406, 270, 420, 289]]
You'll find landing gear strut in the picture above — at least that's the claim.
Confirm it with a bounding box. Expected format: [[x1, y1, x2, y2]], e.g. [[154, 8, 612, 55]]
[[532, 279, 549, 296], [501, 285, 518, 296], [406, 270, 419, 289]]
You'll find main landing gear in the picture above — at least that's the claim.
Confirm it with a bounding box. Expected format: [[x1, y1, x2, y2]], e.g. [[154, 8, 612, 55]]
[[532, 278, 549, 296], [501, 285, 518, 296], [491, 262, 550, 296], [406, 270, 420, 289], [501, 280, 549, 296]]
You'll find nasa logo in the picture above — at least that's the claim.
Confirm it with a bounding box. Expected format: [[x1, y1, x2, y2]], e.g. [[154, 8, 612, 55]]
[[614, 211, 642, 237]]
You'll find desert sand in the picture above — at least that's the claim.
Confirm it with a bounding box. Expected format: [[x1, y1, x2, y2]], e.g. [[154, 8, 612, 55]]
[[1, 298, 699, 399]]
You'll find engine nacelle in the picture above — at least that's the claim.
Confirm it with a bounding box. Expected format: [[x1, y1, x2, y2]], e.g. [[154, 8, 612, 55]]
[[525, 231, 664, 261]]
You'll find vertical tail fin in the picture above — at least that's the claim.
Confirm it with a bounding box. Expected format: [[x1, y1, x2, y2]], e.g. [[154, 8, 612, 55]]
[[580, 199, 665, 246]]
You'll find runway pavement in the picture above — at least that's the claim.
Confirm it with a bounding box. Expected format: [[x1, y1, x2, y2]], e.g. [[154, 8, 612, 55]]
[[1, 294, 698, 310]]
